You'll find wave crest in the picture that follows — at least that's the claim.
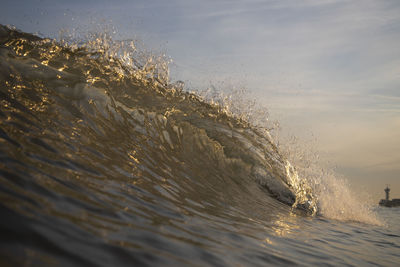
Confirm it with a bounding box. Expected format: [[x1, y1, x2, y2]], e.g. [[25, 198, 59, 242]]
[[0, 25, 382, 224]]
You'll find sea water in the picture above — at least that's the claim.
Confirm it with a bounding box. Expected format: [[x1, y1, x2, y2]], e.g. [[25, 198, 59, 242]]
[[0, 25, 399, 266]]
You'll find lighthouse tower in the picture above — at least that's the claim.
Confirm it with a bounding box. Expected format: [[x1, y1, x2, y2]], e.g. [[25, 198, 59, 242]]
[[385, 186, 390, 201], [380, 185, 400, 207]]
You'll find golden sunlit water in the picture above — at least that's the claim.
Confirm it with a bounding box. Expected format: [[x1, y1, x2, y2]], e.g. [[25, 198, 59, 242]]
[[0, 25, 399, 266]]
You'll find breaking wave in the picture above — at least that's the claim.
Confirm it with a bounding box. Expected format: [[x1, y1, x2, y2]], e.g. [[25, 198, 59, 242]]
[[0, 24, 381, 266]]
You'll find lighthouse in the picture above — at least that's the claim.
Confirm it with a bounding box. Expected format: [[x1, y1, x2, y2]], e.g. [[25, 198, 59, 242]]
[[385, 186, 390, 201], [380, 185, 400, 207]]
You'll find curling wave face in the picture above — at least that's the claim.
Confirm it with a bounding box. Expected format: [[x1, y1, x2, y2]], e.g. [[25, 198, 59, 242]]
[[0, 25, 384, 266]]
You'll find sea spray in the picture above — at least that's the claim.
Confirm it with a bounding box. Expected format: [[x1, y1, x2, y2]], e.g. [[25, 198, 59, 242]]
[[278, 134, 382, 224]]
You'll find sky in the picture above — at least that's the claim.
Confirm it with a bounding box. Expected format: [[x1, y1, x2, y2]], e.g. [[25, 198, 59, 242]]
[[1, 0, 399, 201]]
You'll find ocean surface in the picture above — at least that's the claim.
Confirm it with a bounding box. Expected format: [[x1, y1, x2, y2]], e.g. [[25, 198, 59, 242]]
[[0, 25, 399, 266]]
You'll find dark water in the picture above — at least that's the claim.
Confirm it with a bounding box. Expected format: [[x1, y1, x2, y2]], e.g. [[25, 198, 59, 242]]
[[0, 25, 399, 266]]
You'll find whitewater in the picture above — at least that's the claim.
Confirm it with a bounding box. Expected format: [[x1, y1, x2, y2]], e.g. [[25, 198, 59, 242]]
[[0, 25, 399, 266]]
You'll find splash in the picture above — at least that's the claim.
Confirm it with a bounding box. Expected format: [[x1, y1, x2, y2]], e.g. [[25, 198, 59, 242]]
[[279, 135, 382, 225]]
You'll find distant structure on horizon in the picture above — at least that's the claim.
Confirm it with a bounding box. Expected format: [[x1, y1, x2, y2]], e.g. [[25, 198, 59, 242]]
[[379, 186, 400, 207]]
